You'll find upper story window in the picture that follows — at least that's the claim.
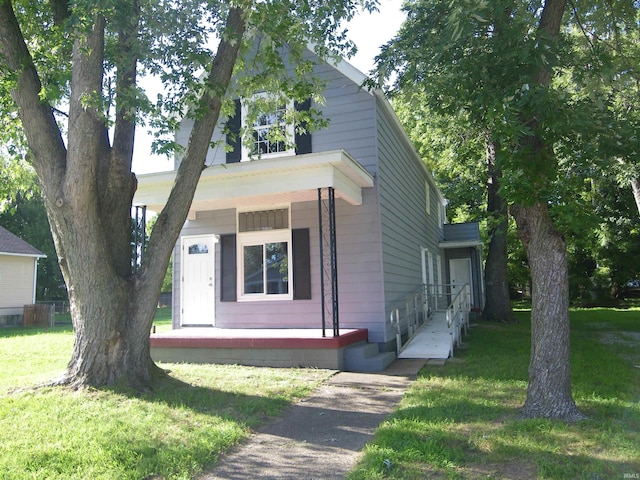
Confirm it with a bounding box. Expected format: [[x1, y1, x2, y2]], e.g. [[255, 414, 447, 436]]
[[250, 103, 293, 158], [226, 96, 312, 164]]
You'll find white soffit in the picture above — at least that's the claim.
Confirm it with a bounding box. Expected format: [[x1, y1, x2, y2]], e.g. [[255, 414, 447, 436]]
[[439, 240, 483, 249], [134, 149, 374, 213]]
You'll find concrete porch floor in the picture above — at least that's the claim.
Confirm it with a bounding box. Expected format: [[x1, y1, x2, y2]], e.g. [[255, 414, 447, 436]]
[[149, 328, 369, 370]]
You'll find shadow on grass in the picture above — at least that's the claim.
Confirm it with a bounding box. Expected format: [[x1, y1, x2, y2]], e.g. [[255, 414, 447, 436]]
[[349, 309, 640, 480], [2, 368, 314, 479]]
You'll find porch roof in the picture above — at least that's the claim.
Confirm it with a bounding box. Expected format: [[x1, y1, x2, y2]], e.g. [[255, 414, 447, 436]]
[[134, 149, 374, 215], [439, 222, 482, 249]]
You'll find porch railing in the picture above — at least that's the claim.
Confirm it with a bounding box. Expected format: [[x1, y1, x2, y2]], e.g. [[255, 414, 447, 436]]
[[390, 283, 471, 355], [444, 284, 471, 348]]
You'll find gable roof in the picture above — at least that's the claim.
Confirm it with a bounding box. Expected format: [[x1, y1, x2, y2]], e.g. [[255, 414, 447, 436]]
[[0, 226, 46, 258]]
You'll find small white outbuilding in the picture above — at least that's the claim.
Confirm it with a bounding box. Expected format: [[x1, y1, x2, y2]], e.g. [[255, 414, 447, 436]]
[[0, 225, 46, 324]]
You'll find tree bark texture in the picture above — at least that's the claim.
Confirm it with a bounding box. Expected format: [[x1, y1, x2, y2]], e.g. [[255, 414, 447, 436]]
[[481, 140, 514, 323], [511, 203, 585, 420], [507, 0, 586, 420], [0, 3, 246, 388]]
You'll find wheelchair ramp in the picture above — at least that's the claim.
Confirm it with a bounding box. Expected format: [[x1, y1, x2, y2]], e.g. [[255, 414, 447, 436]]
[[397, 312, 453, 360]]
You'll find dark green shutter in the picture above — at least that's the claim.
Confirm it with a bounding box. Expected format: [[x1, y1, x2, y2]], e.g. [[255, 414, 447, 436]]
[[294, 99, 312, 155], [292, 228, 311, 299], [226, 99, 242, 163], [220, 234, 237, 301]]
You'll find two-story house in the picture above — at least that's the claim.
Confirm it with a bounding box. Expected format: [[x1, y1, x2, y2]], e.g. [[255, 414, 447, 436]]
[[134, 50, 484, 371]]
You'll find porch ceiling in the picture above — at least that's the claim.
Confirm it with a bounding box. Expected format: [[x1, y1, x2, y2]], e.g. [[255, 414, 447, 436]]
[[134, 149, 374, 214]]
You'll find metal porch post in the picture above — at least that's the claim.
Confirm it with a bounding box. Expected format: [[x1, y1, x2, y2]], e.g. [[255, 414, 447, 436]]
[[318, 187, 339, 337], [132, 205, 147, 273]]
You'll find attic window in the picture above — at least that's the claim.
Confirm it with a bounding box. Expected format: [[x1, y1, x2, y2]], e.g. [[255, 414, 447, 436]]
[[242, 94, 295, 161], [226, 97, 312, 163], [252, 104, 289, 156]]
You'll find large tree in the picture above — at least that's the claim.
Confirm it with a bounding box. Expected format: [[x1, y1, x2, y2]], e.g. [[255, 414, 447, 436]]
[[0, 0, 373, 389], [375, 2, 518, 323], [374, 0, 628, 419]]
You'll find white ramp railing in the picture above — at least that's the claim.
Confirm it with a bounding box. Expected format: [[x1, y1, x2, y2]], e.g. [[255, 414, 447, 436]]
[[391, 283, 471, 356]]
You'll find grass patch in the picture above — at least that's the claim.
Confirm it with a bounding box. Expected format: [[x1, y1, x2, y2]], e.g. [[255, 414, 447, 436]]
[[152, 306, 173, 332], [349, 308, 640, 480], [0, 311, 333, 479]]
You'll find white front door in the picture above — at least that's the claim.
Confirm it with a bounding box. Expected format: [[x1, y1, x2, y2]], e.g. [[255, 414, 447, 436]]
[[449, 258, 472, 302], [181, 235, 217, 326]]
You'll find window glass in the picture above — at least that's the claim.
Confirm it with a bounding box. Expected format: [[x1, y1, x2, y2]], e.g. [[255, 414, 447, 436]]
[[242, 95, 294, 161], [188, 244, 209, 254], [251, 104, 288, 156], [238, 207, 292, 300], [266, 242, 288, 294], [243, 245, 264, 294]]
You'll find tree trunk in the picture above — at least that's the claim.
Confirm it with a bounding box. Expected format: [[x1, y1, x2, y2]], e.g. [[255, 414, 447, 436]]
[[481, 139, 514, 323], [504, 0, 585, 421], [0, 3, 246, 389], [511, 202, 585, 420]]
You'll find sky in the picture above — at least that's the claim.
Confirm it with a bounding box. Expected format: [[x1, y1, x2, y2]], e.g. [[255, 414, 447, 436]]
[[131, 0, 405, 175]]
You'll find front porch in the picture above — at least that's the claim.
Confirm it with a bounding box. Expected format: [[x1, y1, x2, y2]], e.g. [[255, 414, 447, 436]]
[[150, 328, 369, 370]]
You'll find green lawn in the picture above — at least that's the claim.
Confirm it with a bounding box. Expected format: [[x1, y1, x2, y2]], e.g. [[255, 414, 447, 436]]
[[2, 307, 638, 479], [0, 309, 333, 479], [348, 307, 640, 479]]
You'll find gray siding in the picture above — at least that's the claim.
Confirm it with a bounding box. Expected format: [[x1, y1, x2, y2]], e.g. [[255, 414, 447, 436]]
[[174, 53, 378, 172], [170, 52, 460, 345], [375, 95, 445, 342], [443, 223, 480, 242]]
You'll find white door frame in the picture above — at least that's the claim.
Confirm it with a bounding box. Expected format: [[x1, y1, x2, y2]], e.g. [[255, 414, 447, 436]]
[[180, 234, 217, 326], [449, 257, 473, 302]]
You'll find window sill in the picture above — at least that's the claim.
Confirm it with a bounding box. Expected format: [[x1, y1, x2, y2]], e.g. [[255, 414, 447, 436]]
[[237, 294, 294, 302]]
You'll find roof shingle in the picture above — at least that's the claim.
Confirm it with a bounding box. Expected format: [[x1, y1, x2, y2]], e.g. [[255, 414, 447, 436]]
[[0, 225, 45, 257]]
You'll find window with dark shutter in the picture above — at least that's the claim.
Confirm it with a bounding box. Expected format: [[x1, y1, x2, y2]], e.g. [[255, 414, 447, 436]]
[[220, 234, 237, 301], [294, 98, 312, 155], [225, 99, 242, 164], [292, 228, 311, 299]]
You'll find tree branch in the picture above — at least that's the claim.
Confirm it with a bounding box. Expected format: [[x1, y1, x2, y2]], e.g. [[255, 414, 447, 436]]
[[66, 14, 110, 206], [101, 0, 141, 278], [0, 0, 67, 196], [49, 0, 71, 26], [141, 6, 246, 291]]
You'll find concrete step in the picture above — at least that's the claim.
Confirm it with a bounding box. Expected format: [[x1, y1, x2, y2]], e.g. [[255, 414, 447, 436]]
[[344, 342, 397, 372]]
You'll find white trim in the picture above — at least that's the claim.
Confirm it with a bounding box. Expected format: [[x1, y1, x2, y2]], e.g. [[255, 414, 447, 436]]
[[135, 150, 374, 213], [31, 258, 38, 304], [331, 57, 370, 89], [420, 247, 428, 285], [0, 251, 46, 259], [440, 240, 483, 249], [305, 42, 372, 90], [237, 229, 293, 302], [425, 181, 431, 215]]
